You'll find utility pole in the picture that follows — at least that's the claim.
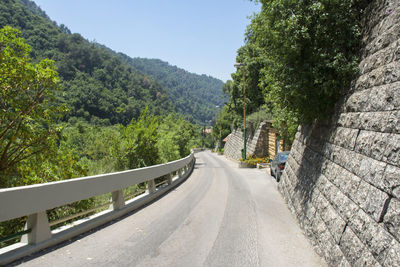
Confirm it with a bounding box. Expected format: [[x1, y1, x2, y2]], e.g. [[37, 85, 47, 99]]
[[234, 62, 247, 160]]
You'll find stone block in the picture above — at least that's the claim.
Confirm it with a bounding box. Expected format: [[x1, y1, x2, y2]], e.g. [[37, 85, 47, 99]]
[[359, 111, 386, 132], [345, 150, 363, 174], [384, 198, 400, 242], [338, 257, 352, 267], [383, 133, 400, 167], [322, 160, 338, 182], [354, 248, 381, 267], [367, 81, 400, 112], [367, 27, 400, 65], [383, 164, 400, 198], [395, 40, 400, 61], [384, 110, 400, 134], [361, 40, 399, 75], [304, 203, 317, 221], [349, 209, 393, 265], [327, 244, 346, 267], [337, 113, 349, 127], [315, 175, 331, 200], [330, 144, 344, 165], [372, 133, 391, 162], [355, 130, 375, 157], [329, 187, 359, 221], [345, 89, 371, 112], [355, 131, 390, 161], [335, 167, 361, 199], [347, 112, 362, 129], [339, 227, 365, 265], [318, 229, 344, 266], [334, 147, 362, 174], [357, 154, 386, 192], [354, 180, 389, 222], [381, 59, 400, 85], [333, 127, 359, 150], [383, 240, 400, 267], [322, 142, 335, 160], [355, 72, 372, 92], [319, 200, 347, 244]]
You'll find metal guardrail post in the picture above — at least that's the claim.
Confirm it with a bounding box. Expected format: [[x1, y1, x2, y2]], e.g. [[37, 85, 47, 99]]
[[147, 179, 156, 194], [111, 190, 125, 210], [21, 211, 51, 244], [167, 173, 173, 185]]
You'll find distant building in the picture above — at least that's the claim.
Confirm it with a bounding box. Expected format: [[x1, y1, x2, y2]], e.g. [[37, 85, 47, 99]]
[[203, 128, 212, 134]]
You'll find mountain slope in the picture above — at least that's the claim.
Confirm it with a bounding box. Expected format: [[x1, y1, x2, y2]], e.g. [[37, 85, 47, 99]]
[[1, 0, 223, 125], [119, 56, 226, 124]]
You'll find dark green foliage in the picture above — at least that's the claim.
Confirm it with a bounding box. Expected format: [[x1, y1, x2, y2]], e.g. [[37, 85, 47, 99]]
[[112, 108, 160, 170], [0, 0, 172, 125], [120, 57, 227, 124], [0, 0, 206, 246], [0, 26, 72, 187], [254, 0, 367, 121], [225, 0, 368, 144], [212, 106, 241, 142], [0, 25, 91, 247], [0, 0, 225, 125]]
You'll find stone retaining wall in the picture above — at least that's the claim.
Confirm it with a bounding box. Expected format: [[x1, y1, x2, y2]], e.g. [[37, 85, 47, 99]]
[[278, 1, 400, 266], [224, 121, 271, 160]]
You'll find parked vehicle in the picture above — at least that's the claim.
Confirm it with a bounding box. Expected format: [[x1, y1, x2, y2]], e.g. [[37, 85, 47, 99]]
[[270, 151, 290, 182]]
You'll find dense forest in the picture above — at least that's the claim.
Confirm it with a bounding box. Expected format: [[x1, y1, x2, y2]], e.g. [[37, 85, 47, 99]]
[[0, 0, 217, 187], [215, 0, 369, 146], [0, 0, 214, 244], [0, 0, 225, 125], [120, 57, 226, 124], [0, 0, 173, 125]]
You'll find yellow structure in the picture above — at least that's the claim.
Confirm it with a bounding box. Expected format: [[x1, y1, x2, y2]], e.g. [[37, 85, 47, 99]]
[[265, 122, 284, 159]]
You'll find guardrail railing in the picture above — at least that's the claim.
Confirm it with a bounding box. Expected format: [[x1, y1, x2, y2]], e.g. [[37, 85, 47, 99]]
[[0, 152, 196, 265]]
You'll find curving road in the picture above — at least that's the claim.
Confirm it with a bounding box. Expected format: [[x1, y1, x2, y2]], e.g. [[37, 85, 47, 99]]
[[15, 151, 326, 267]]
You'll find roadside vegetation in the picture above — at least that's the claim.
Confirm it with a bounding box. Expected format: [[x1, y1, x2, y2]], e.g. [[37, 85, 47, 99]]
[[216, 0, 369, 146], [0, 26, 201, 246]]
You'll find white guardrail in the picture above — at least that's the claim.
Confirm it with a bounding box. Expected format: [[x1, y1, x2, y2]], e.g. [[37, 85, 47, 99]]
[[0, 152, 196, 265]]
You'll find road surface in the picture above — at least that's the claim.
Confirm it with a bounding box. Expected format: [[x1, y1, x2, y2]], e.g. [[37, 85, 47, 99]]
[[15, 151, 326, 266]]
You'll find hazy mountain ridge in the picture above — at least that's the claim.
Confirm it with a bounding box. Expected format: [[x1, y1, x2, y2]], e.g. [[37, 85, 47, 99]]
[[0, 0, 224, 124]]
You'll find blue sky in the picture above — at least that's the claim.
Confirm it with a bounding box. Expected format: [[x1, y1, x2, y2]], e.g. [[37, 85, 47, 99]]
[[33, 0, 260, 82]]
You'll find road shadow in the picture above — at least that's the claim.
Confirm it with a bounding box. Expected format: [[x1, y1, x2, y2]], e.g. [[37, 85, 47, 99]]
[[283, 109, 340, 219]]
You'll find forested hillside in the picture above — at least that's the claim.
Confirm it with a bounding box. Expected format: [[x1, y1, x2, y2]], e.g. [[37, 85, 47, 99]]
[[0, 0, 224, 125], [120, 57, 226, 124], [0, 0, 207, 242], [0, 0, 172, 125]]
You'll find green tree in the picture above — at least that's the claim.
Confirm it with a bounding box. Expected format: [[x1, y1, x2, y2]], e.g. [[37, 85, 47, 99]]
[[112, 108, 160, 170], [0, 26, 67, 187], [224, 0, 369, 144]]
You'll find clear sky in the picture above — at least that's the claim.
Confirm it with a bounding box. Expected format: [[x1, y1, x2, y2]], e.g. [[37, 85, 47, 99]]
[[32, 0, 260, 82]]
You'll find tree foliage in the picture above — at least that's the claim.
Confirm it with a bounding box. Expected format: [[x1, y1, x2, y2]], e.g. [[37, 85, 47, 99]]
[[112, 108, 160, 170], [0, 1, 206, 245], [0, 26, 68, 186], [121, 57, 227, 124], [0, 0, 225, 126], [223, 0, 369, 144]]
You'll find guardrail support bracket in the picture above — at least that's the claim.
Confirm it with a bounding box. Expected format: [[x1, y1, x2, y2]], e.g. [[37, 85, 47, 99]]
[[147, 179, 156, 194], [22, 211, 51, 244], [167, 173, 173, 185], [111, 190, 125, 210]]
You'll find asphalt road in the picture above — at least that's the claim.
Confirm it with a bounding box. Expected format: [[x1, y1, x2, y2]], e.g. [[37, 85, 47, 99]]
[[15, 151, 326, 267]]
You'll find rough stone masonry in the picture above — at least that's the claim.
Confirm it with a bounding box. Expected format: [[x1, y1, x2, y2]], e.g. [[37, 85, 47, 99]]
[[278, 0, 400, 266]]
